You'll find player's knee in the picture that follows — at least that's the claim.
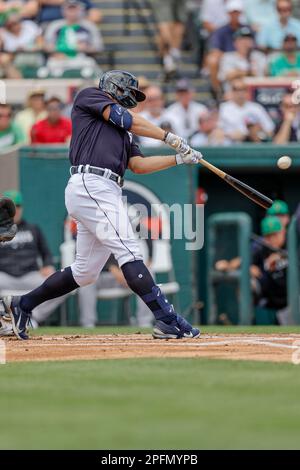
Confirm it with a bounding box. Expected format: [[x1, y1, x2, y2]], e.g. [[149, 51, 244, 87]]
[[70, 265, 98, 287]]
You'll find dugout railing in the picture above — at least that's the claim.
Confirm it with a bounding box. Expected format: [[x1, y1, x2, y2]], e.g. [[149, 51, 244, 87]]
[[206, 212, 253, 325]]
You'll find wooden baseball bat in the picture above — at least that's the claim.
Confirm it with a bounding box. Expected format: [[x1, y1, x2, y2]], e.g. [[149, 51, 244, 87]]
[[198, 158, 273, 210]]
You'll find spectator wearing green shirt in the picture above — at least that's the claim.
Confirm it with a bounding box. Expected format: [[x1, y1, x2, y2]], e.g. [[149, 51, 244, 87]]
[[43, 0, 103, 77], [0, 103, 25, 149], [269, 33, 300, 76]]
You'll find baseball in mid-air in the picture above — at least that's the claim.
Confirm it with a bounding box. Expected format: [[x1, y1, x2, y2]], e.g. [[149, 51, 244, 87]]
[[277, 155, 292, 170]]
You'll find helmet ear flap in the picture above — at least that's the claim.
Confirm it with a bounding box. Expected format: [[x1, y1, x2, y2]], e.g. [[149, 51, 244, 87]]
[[119, 89, 138, 108]]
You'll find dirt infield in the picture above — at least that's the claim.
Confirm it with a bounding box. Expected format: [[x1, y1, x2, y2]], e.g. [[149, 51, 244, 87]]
[[3, 333, 300, 363]]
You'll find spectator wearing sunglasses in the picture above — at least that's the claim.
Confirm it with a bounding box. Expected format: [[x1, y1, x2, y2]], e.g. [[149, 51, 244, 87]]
[[257, 0, 300, 50], [30, 96, 72, 144], [0, 103, 25, 149]]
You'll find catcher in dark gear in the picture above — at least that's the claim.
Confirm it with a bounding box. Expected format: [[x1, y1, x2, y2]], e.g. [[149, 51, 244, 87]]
[[0, 197, 17, 243]]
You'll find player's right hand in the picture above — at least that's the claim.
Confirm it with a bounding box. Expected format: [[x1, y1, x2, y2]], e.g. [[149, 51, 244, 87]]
[[164, 132, 191, 154], [175, 149, 203, 165]]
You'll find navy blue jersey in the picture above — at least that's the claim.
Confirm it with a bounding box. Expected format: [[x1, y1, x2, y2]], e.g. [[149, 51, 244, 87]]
[[69, 87, 143, 176]]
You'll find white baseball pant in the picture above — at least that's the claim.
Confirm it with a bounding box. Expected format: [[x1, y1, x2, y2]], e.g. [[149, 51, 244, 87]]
[[65, 173, 143, 287]]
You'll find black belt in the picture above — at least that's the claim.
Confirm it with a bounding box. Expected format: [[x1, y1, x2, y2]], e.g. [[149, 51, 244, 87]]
[[70, 165, 124, 187]]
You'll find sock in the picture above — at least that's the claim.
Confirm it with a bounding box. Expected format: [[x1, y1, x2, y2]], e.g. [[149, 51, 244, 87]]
[[170, 48, 181, 60], [121, 260, 177, 323], [20, 267, 79, 313]]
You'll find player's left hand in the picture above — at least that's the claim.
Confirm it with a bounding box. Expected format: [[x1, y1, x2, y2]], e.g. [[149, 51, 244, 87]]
[[175, 149, 203, 165], [164, 132, 191, 154]]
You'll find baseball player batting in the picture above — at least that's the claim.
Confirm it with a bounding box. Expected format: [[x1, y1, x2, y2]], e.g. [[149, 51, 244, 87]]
[[0, 70, 202, 340]]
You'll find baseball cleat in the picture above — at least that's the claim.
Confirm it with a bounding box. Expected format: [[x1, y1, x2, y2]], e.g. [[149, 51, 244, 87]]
[[152, 315, 200, 340], [0, 315, 14, 337], [2, 296, 31, 340]]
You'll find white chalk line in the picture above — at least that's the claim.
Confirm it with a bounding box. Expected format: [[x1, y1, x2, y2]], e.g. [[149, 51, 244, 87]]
[[8, 338, 299, 350], [207, 335, 300, 341], [33, 334, 300, 343]]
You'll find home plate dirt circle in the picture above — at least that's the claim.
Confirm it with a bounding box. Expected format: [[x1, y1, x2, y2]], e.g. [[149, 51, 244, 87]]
[[4, 333, 300, 363]]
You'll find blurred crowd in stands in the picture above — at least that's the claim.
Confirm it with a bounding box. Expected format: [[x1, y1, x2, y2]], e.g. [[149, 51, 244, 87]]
[[1, 0, 300, 149], [0, 0, 102, 79], [1, 75, 299, 149]]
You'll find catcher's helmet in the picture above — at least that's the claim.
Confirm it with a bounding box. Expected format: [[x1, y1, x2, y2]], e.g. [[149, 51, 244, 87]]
[[99, 70, 146, 109]]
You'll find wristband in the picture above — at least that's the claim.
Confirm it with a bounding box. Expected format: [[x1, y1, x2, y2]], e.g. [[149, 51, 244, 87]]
[[175, 154, 184, 165]]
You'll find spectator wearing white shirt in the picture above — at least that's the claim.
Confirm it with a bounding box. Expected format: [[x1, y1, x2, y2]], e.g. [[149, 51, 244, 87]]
[[139, 85, 172, 148], [218, 26, 267, 88], [201, 0, 230, 35], [0, 12, 42, 78], [44, 0, 103, 77], [218, 78, 275, 143], [0, 13, 42, 52], [165, 79, 207, 140], [190, 108, 231, 147]]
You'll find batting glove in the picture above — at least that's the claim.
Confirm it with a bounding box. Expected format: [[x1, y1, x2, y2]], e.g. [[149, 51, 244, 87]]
[[175, 149, 203, 165], [164, 132, 191, 154]]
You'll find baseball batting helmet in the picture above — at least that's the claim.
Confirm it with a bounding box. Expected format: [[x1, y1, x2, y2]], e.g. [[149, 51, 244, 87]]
[[99, 70, 146, 109]]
